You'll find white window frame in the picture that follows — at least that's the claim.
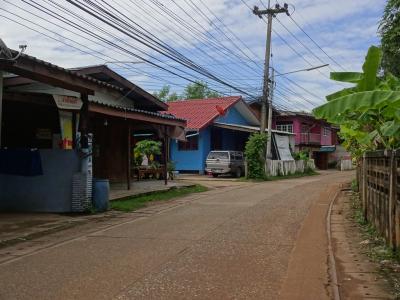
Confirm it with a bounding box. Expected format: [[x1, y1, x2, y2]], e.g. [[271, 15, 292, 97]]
[[276, 123, 293, 133], [323, 126, 330, 136]]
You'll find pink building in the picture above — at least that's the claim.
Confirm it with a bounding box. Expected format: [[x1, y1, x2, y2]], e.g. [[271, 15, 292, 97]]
[[272, 111, 340, 169]]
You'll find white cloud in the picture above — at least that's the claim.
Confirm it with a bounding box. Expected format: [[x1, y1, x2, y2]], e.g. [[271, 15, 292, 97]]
[[0, 0, 385, 110]]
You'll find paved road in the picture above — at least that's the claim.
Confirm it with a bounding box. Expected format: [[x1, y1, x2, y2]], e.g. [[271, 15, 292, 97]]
[[0, 171, 353, 299]]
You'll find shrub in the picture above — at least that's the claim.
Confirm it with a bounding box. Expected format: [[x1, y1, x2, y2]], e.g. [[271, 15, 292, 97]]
[[134, 140, 162, 165], [245, 133, 268, 179], [293, 150, 309, 161]]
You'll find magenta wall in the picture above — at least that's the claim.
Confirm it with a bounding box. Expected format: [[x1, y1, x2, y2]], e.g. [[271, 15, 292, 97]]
[[274, 115, 334, 146]]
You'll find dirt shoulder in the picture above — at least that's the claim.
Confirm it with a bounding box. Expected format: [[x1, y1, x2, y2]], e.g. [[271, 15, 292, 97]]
[[279, 183, 341, 300], [331, 189, 397, 299]]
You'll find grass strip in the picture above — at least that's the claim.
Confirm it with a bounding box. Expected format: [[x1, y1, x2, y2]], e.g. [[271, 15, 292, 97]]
[[110, 185, 208, 212]]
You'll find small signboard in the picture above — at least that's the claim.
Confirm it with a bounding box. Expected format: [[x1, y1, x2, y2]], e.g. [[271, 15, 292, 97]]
[[36, 128, 52, 140], [53, 95, 82, 110], [274, 134, 294, 161]]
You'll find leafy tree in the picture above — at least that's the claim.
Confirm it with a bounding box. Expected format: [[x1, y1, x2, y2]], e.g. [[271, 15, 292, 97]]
[[183, 81, 220, 99], [153, 82, 221, 102], [134, 140, 161, 164], [379, 0, 400, 76], [168, 92, 179, 101], [153, 85, 179, 102], [244, 133, 268, 179], [313, 46, 400, 159]]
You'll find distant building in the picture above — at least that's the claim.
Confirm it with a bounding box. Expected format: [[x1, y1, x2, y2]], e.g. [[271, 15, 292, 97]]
[[272, 111, 341, 169], [247, 101, 345, 170], [165, 96, 294, 174]]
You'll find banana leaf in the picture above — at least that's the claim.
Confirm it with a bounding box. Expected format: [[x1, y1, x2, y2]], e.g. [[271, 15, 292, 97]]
[[380, 121, 400, 136], [313, 90, 400, 122], [330, 72, 363, 83], [357, 46, 382, 91], [326, 87, 356, 101]]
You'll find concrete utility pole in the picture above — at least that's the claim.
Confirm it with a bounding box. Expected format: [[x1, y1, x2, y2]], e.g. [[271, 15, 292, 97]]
[[266, 68, 275, 158], [253, 2, 289, 134]]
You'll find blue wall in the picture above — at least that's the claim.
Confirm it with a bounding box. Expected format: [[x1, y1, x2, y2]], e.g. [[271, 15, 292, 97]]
[[171, 105, 253, 173], [171, 128, 211, 173], [0, 150, 80, 212], [216, 107, 249, 125]]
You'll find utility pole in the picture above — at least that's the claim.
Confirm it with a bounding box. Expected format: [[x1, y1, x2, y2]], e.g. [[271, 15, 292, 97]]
[[253, 2, 289, 133], [266, 68, 275, 158]]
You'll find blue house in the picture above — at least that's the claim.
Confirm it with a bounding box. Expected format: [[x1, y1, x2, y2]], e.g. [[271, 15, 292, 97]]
[[167, 96, 261, 174]]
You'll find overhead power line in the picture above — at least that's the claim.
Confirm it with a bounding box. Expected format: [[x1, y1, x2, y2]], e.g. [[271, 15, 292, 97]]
[[287, 15, 347, 71]]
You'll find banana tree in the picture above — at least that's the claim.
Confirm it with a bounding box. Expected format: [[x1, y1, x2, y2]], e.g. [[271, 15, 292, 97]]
[[313, 46, 400, 158]]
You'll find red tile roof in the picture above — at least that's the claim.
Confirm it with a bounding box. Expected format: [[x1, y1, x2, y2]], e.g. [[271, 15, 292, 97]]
[[165, 96, 242, 130]]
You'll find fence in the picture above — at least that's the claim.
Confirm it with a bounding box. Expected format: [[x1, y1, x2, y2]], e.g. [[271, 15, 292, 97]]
[[266, 159, 316, 177], [359, 150, 400, 250]]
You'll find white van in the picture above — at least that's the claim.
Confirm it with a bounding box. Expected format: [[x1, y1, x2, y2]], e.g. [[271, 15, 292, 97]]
[[205, 151, 245, 178]]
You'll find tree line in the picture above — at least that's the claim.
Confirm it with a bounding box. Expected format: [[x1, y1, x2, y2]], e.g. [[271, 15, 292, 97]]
[[153, 81, 221, 102]]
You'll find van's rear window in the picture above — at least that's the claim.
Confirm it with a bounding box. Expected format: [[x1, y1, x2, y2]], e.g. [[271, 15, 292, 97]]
[[207, 152, 229, 159]]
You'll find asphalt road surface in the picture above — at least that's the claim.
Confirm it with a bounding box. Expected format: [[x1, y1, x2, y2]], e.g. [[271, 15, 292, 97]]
[[0, 171, 353, 299]]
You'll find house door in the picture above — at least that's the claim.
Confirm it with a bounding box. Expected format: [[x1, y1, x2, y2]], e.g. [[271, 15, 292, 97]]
[[315, 152, 328, 170]]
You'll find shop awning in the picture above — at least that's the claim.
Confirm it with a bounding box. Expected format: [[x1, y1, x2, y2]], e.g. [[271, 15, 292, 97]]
[[90, 103, 186, 141], [318, 146, 336, 152]]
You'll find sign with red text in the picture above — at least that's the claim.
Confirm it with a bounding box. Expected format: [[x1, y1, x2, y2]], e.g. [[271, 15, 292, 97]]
[[53, 95, 82, 110]]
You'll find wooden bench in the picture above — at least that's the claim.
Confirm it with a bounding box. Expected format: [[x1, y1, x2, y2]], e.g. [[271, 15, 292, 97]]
[[136, 167, 164, 181]]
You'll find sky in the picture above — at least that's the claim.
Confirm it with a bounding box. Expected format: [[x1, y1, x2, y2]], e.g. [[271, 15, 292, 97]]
[[0, 0, 385, 111]]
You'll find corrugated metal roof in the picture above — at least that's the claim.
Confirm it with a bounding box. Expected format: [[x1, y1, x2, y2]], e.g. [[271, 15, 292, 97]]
[[90, 98, 186, 122], [8, 50, 123, 92]]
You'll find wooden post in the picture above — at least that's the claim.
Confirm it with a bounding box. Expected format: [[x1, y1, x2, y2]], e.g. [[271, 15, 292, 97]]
[[362, 153, 368, 221], [389, 150, 397, 250], [163, 126, 168, 186], [72, 112, 77, 149], [127, 123, 131, 190], [80, 93, 89, 149]]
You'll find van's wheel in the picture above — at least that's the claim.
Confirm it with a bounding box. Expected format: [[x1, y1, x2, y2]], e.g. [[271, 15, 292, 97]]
[[212, 173, 219, 178], [235, 168, 242, 178]]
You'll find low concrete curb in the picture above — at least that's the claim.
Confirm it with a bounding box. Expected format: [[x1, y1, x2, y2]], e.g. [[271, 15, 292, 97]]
[[326, 188, 342, 300]]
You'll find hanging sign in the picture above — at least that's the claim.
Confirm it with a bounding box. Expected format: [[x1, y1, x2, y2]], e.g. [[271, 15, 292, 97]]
[[59, 110, 73, 149], [53, 95, 82, 110], [275, 134, 294, 161]]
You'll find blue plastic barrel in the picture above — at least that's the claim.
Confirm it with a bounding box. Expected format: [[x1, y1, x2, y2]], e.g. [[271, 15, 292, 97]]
[[92, 178, 110, 212]]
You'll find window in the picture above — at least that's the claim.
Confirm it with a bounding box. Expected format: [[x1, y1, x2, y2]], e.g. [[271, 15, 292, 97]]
[[207, 151, 229, 159], [276, 123, 293, 133], [323, 127, 330, 136], [178, 135, 198, 151], [235, 152, 243, 160]]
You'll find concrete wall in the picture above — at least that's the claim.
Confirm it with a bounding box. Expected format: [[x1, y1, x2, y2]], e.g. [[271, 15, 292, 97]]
[[0, 150, 80, 212]]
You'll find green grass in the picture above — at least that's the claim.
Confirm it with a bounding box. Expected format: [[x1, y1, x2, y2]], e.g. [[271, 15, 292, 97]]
[[110, 185, 208, 212]]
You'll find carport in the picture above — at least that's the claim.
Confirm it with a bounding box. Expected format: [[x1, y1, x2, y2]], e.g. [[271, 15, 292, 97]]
[[212, 122, 296, 160]]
